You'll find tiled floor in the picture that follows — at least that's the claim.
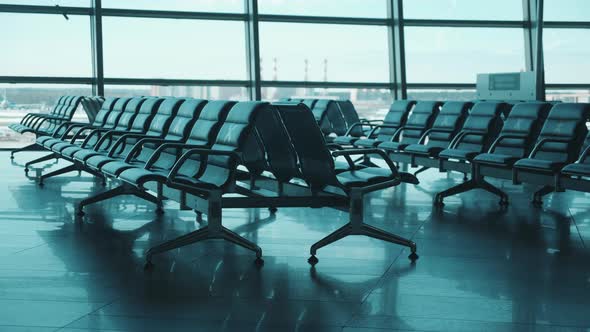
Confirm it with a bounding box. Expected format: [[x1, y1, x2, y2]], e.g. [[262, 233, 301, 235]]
[[1, 151, 590, 331]]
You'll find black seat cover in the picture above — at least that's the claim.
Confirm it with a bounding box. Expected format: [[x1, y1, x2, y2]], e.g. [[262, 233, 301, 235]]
[[561, 132, 590, 176], [118, 100, 235, 186], [172, 101, 270, 189], [514, 103, 590, 172], [354, 100, 416, 148], [473, 102, 552, 166], [378, 101, 442, 152], [403, 101, 472, 156], [438, 102, 509, 161]]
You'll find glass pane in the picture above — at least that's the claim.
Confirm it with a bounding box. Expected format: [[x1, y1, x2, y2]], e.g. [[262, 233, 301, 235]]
[[0, 84, 92, 149], [545, 0, 589, 21], [404, 0, 523, 20], [0, 13, 92, 77], [544, 29, 590, 84], [0, 0, 89, 5], [407, 89, 476, 101], [104, 85, 249, 101], [405, 27, 526, 83], [258, 0, 387, 18], [260, 23, 390, 83], [262, 87, 393, 120], [102, 0, 243, 13], [546, 90, 590, 103], [103, 18, 247, 80]]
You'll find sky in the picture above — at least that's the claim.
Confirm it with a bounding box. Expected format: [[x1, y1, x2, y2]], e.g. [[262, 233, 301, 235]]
[[0, 0, 588, 84]]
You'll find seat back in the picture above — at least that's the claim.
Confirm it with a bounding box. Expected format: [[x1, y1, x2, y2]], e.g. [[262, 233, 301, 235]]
[[255, 103, 300, 182], [142, 98, 183, 136], [423, 101, 472, 149], [453, 101, 509, 153], [302, 99, 318, 109], [50, 96, 68, 117], [311, 99, 339, 135], [276, 103, 338, 190], [126, 97, 165, 134], [50, 96, 68, 116], [196, 102, 270, 188], [163, 99, 208, 141], [102, 97, 131, 129], [62, 96, 83, 120], [185, 100, 236, 146], [113, 97, 146, 130], [531, 103, 590, 163], [375, 100, 416, 141], [491, 102, 552, 157], [399, 101, 442, 144], [337, 100, 364, 137], [91, 97, 119, 126]]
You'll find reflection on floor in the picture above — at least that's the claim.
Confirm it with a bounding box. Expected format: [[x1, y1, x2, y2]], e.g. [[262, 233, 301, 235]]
[[2, 151, 590, 331]]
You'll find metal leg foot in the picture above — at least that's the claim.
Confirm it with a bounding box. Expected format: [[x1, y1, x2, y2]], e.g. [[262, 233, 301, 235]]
[[77, 185, 128, 214], [145, 225, 262, 265], [532, 185, 554, 206], [39, 164, 79, 184], [434, 179, 478, 205], [25, 153, 58, 169], [310, 223, 351, 257]]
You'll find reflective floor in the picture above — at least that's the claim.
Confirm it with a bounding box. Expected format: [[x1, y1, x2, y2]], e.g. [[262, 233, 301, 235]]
[[2, 151, 590, 332]]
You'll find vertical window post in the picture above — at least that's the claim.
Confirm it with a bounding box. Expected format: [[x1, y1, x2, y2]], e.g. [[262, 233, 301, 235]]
[[91, 0, 104, 96], [245, 0, 262, 101], [522, 0, 545, 100], [387, 0, 407, 100]]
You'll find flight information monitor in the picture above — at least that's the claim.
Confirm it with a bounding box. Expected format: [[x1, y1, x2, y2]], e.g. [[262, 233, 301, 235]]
[[476, 71, 538, 101]]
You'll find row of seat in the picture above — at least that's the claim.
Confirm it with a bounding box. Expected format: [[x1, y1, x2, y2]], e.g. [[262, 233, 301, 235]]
[[281, 97, 370, 140], [9, 96, 84, 159], [334, 99, 590, 206], [16, 96, 419, 268]]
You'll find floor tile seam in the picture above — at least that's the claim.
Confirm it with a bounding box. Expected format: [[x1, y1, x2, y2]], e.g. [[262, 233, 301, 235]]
[[12, 242, 50, 254], [567, 207, 587, 249], [58, 298, 120, 331], [346, 314, 590, 330]]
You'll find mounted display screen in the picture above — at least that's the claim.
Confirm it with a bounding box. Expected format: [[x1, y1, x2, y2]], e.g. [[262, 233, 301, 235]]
[[488, 73, 521, 91]]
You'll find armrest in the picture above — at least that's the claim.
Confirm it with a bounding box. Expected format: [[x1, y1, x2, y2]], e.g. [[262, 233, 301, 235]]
[[141, 142, 208, 167], [488, 133, 528, 153], [107, 133, 153, 157], [578, 145, 590, 163], [343, 122, 371, 137], [326, 144, 356, 169], [77, 127, 113, 147], [417, 128, 454, 145], [448, 130, 484, 149], [332, 148, 399, 178], [167, 148, 241, 183], [528, 137, 575, 158], [366, 124, 400, 138]]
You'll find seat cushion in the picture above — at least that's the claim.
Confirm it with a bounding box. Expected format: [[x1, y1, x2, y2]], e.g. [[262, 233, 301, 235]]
[[354, 138, 381, 148], [85, 154, 113, 169], [561, 162, 590, 176], [100, 160, 138, 177], [473, 153, 520, 167], [61, 146, 84, 158], [513, 158, 564, 172], [36, 136, 54, 145], [403, 144, 445, 157], [337, 168, 394, 188], [51, 142, 76, 153], [72, 149, 103, 162], [378, 141, 409, 152], [118, 167, 168, 186], [438, 148, 479, 161], [333, 136, 358, 146]]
